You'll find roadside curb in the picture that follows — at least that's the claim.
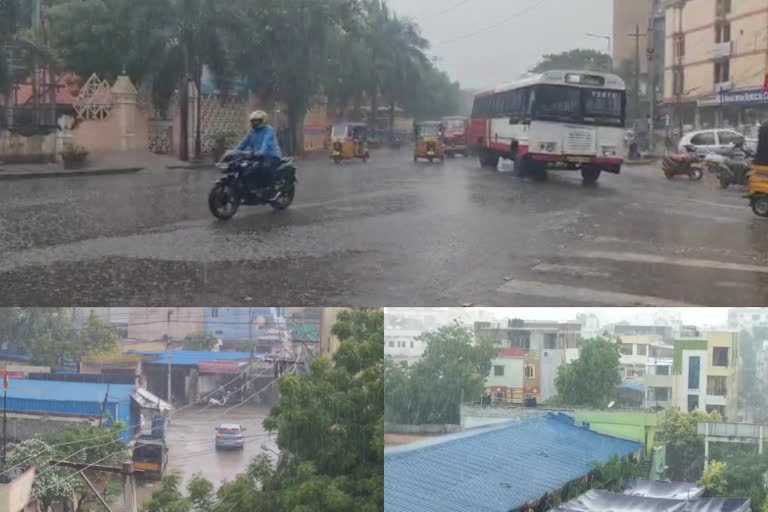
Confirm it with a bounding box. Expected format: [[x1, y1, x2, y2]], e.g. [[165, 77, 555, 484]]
[[166, 163, 214, 170], [0, 167, 143, 180]]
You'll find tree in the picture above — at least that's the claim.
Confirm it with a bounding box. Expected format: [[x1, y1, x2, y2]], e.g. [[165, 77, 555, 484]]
[[76, 310, 119, 358], [554, 337, 621, 408], [531, 49, 613, 74], [699, 460, 728, 496], [7, 438, 76, 512], [385, 323, 497, 425], [183, 330, 219, 351], [662, 409, 722, 481]]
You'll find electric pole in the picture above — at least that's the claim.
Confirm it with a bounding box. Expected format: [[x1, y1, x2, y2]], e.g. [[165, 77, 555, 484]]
[[629, 24, 647, 126], [647, 14, 657, 154]]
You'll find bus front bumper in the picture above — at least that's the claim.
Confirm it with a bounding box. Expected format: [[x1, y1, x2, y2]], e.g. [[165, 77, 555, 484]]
[[528, 153, 623, 174]]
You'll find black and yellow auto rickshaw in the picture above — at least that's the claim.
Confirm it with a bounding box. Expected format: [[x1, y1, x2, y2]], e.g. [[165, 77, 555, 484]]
[[132, 434, 168, 481], [414, 121, 445, 163], [746, 120, 768, 217], [330, 122, 370, 164]]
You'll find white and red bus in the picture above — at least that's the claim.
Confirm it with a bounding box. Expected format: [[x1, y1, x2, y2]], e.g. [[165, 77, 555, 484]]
[[469, 70, 627, 184]]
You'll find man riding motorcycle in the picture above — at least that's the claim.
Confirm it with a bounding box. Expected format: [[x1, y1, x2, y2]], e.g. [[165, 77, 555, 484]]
[[235, 110, 283, 199]]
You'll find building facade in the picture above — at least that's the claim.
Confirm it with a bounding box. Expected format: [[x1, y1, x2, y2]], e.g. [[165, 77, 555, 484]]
[[672, 331, 740, 419], [127, 308, 205, 342], [485, 348, 525, 403], [728, 308, 768, 334], [475, 319, 580, 401], [664, 0, 768, 135]]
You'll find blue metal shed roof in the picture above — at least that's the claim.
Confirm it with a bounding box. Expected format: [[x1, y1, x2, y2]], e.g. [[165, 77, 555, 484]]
[[384, 414, 643, 512], [128, 350, 264, 366], [7, 379, 135, 404]]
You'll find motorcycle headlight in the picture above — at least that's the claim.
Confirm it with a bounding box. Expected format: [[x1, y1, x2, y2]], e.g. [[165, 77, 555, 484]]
[[601, 146, 618, 157], [217, 163, 229, 170], [538, 142, 557, 153]]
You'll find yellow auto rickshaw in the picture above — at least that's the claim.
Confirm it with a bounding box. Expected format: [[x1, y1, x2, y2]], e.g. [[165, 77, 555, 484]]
[[330, 123, 370, 164], [414, 121, 445, 163], [747, 121, 768, 217], [132, 434, 168, 481]]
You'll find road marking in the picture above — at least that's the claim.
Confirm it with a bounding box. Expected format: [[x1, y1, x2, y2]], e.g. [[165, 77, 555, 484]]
[[572, 250, 768, 275], [531, 263, 611, 278], [498, 280, 700, 306]]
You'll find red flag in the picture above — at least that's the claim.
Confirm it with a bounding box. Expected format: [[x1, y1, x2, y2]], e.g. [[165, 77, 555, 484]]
[[3, 373, 7, 391]]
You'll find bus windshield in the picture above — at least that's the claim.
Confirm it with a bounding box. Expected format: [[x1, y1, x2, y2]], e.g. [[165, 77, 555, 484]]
[[443, 120, 465, 133], [532, 85, 625, 127]]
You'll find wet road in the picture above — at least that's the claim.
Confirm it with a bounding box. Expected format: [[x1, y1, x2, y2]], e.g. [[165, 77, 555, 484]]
[[126, 405, 277, 509], [1, 149, 768, 306]]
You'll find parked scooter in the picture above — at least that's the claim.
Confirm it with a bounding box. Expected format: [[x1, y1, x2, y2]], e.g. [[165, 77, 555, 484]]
[[662, 144, 703, 181]]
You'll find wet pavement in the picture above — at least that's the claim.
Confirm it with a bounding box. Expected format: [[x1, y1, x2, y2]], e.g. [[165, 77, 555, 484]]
[[1, 149, 768, 306], [122, 405, 277, 510]]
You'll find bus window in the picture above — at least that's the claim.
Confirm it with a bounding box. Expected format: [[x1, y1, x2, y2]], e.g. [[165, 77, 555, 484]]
[[533, 85, 581, 122], [583, 89, 625, 126]]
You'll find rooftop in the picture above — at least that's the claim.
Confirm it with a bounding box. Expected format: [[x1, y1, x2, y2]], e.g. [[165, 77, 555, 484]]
[[6, 379, 135, 405], [384, 414, 642, 512], [127, 350, 264, 366]]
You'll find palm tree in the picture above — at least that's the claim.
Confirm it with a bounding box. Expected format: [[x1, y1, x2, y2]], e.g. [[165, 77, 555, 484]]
[[381, 14, 429, 134]]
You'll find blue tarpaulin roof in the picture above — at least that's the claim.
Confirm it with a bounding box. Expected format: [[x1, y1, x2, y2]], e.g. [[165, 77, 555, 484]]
[[620, 381, 647, 392], [127, 350, 265, 366], [384, 414, 643, 512]]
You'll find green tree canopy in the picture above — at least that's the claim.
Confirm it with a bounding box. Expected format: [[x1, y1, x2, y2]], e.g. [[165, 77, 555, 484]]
[[183, 330, 219, 351], [699, 460, 728, 496], [662, 409, 722, 481], [531, 48, 613, 73], [385, 323, 497, 425], [554, 337, 621, 408]]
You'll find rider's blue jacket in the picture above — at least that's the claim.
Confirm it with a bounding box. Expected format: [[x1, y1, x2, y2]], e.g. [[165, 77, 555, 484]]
[[236, 125, 282, 158]]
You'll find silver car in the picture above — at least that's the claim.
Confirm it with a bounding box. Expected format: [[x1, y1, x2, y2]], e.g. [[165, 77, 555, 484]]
[[678, 129, 757, 155], [215, 424, 245, 450]]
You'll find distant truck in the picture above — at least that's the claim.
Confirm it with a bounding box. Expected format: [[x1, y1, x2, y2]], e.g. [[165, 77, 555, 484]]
[[441, 116, 469, 158]]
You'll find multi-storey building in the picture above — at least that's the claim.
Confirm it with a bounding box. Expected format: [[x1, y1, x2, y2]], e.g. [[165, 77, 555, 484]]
[[645, 343, 675, 408], [664, 0, 768, 135], [476, 319, 580, 401], [728, 308, 768, 334], [485, 348, 526, 403], [126, 308, 205, 343], [672, 331, 740, 419]]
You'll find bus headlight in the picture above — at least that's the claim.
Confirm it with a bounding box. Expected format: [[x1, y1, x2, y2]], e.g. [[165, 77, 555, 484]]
[[538, 142, 557, 153], [601, 146, 618, 157]]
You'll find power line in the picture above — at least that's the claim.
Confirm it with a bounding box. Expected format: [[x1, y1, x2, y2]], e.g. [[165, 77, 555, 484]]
[[434, 0, 548, 46], [417, 0, 473, 18]]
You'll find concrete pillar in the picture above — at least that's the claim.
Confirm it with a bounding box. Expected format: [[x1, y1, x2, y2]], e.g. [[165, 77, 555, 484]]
[[56, 115, 75, 160], [704, 422, 710, 470], [111, 75, 139, 151]]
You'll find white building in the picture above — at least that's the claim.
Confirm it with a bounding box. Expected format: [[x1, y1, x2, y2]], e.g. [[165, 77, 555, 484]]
[[728, 308, 768, 335]]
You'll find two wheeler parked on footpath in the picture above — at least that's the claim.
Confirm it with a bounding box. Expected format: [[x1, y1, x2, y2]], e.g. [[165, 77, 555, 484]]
[[662, 144, 703, 181]]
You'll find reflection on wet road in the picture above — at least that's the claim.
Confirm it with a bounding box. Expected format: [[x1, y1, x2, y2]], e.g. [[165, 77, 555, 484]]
[[1, 149, 767, 305]]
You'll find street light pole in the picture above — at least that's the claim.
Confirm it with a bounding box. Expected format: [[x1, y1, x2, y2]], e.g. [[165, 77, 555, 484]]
[[585, 33, 612, 61]]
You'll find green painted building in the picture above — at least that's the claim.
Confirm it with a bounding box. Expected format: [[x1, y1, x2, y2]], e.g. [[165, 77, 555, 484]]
[[573, 409, 668, 455]]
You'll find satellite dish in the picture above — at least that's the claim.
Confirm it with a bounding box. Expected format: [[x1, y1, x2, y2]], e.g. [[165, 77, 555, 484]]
[[608, 401, 615, 408]]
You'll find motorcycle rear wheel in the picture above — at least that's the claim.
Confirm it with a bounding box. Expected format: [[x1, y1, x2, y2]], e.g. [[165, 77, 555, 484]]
[[271, 184, 295, 210], [209, 183, 240, 220]]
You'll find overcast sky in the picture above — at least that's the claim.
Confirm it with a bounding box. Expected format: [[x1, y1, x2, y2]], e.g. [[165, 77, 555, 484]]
[[385, 0, 613, 90]]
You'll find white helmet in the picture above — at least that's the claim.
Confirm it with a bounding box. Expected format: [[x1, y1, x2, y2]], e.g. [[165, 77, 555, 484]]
[[249, 110, 268, 126]]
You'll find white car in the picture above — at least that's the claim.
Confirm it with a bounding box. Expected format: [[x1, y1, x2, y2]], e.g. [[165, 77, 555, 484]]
[[678, 129, 757, 155]]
